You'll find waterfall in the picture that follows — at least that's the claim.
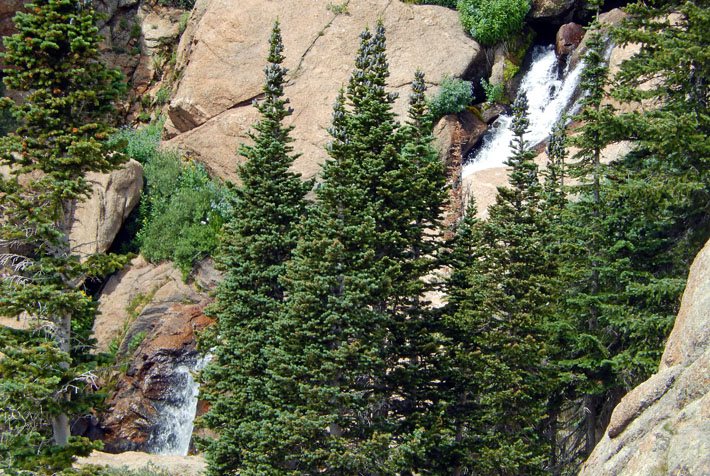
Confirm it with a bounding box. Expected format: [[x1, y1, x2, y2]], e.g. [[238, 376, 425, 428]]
[[145, 354, 211, 456], [462, 45, 584, 177]]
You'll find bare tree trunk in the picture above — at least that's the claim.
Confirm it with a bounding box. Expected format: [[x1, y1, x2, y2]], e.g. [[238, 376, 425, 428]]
[[584, 394, 597, 456], [52, 413, 70, 446], [52, 311, 73, 446]]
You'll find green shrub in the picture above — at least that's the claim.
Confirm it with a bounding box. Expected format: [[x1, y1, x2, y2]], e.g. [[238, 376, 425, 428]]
[[178, 11, 190, 35], [503, 59, 520, 82], [130, 23, 142, 39], [127, 331, 147, 353], [137, 152, 230, 278], [458, 0, 530, 46], [109, 121, 163, 164], [109, 123, 231, 277], [427, 74, 474, 120], [326, 2, 349, 14], [480, 78, 505, 103], [153, 86, 171, 105]]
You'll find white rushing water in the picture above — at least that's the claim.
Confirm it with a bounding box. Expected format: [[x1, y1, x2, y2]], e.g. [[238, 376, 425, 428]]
[[462, 45, 584, 177], [146, 354, 211, 456]]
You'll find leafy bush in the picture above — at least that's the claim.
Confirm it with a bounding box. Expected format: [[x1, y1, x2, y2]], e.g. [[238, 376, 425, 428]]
[[178, 11, 190, 35], [154, 86, 171, 105], [503, 59, 520, 81], [427, 74, 474, 120], [458, 0, 530, 46], [130, 23, 142, 39], [110, 121, 163, 163], [480, 78, 504, 103], [138, 156, 230, 277], [109, 123, 231, 277]]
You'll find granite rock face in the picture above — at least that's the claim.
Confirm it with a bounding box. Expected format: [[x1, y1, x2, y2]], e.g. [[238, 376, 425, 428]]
[[67, 159, 143, 259], [578, 238, 710, 476], [529, 0, 587, 24], [165, 0, 484, 182]]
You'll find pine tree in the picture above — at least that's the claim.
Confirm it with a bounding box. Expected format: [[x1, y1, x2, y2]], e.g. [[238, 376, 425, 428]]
[[443, 93, 556, 476], [558, 18, 619, 458], [0, 0, 127, 471], [557, 12, 687, 464], [440, 198, 489, 476], [198, 21, 311, 476], [550, 4, 710, 469], [542, 122, 567, 217], [538, 122, 573, 476], [249, 21, 448, 474], [602, 0, 710, 380]]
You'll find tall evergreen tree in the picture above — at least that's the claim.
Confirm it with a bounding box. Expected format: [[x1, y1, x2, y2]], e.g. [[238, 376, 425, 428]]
[[537, 121, 574, 476], [198, 21, 311, 476], [0, 0, 127, 471], [443, 93, 557, 476], [604, 0, 710, 377], [557, 8, 696, 464], [247, 22, 448, 475], [558, 18, 619, 458]]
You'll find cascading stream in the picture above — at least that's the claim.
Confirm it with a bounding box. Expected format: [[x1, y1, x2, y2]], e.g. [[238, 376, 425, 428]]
[[146, 354, 211, 456], [462, 45, 585, 177]]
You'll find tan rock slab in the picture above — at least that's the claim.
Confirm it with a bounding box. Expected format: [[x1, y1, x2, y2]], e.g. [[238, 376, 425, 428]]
[[433, 110, 487, 163], [93, 255, 197, 353], [68, 159, 143, 259], [166, 0, 483, 182], [661, 236, 710, 370], [75, 450, 206, 476]]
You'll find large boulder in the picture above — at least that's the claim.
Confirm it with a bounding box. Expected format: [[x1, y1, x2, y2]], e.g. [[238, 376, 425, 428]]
[[578, 238, 710, 476], [569, 8, 627, 69], [93, 255, 217, 353], [165, 0, 484, 182], [555, 22, 585, 59], [67, 159, 143, 259], [433, 110, 488, 163], [99, 303, 213, 453], [529, 0, 586, 24]]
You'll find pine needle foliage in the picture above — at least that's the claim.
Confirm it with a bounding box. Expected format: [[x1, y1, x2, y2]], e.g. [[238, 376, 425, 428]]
[[234, 21, 449, 475], [443, 93, 557, 476], [555, 5, 709, 463], [198, 21, 311, 476], [0, 0, 127, 472]]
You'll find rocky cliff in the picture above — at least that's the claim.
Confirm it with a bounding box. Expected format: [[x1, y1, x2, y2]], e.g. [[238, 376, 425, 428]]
[[165, 0, 484, 182], [578, 238, 710, 476]]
